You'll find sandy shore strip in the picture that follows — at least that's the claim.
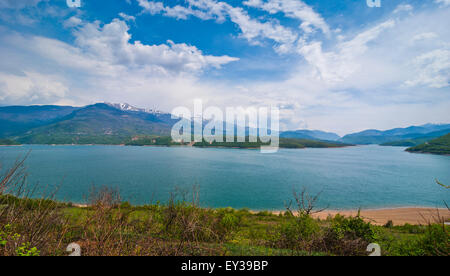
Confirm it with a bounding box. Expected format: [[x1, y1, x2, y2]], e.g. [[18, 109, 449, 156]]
[[73, 203, 449, 226], [310, 208, 450, 226], [263, 208, 450, 226]]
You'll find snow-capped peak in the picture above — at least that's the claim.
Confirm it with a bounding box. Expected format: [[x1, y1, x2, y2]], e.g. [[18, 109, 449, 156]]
[[105, 102, 164, 114]]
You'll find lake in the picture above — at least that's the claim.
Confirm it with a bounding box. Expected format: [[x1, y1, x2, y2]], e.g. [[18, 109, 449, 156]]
[[0, 145, 449, 210]]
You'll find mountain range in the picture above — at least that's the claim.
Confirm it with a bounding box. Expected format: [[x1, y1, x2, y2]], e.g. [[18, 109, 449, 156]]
[[1, 103, 177, 145], [0, 103, 449, 147], [280, 130, 341, 141], [339, 124, 450, 145]]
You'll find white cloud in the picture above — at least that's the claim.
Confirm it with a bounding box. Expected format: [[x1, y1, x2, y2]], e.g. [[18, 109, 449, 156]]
[[297, 20, 395, 84], [118, 13, 136, 22], [72, 19, 238, 75], [435, 0, 450, 7], [0, 0, 46, 9], [63, 16, 82, 28], [405, 49, 450, 88], [137, 0, 214, 20], [0, 71, 67, 103], [393, 4, 413, 14], [224, 3, 298, 52], [243, 0, 330, 35], [0, 18, 238, 105], [137, 0, 299, 53], [411, 32, 438, 42], [0, 2, 449, 135], [0, 0, 72, 26]]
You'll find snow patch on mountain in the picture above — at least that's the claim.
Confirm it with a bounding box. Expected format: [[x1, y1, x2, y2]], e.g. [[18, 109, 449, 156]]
[[105, 102, 164, 114]]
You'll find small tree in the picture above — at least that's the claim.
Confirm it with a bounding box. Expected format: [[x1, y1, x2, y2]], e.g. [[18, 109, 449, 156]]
[[286, 187, 329, 216]]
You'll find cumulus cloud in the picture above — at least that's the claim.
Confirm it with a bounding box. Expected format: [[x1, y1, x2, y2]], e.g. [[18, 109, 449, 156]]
[[0, 18, 238, 105], [71, 19, 238, 75], [0, 71, 67, 104]]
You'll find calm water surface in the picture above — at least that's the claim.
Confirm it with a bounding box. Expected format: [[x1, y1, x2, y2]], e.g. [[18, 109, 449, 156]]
[[0, 145, 449, 210]]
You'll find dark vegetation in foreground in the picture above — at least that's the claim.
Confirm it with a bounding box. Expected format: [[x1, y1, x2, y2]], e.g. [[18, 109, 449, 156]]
[[406, 134, 450, 155], [0, 157, 448, 256]]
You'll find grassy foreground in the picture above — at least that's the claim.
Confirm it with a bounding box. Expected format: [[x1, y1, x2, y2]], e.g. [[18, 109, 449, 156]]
[[0, 158, 448, 256]]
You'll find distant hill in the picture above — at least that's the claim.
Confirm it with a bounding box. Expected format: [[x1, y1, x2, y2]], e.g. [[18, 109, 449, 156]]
[[0, 105, 79, 138], [340, 124, 450, 145], [278, 138, 349, 149], [380, 129, 450, 147], [406, 134, 450, 155], [126, 135, 350, 149], [14, 104, 178, 145], [280, 130, 341, 141], [380, 138, 431, 147], [0, 139, 20, 145]]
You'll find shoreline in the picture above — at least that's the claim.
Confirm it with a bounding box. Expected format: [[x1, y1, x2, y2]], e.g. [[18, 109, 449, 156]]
[[0, 143, 354, 150], [266, 207, 450, 226], [71, 202, 449, 226]]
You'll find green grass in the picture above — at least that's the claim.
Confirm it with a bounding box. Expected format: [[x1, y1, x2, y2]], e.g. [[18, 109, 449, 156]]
[[1, 194, 448, 256]]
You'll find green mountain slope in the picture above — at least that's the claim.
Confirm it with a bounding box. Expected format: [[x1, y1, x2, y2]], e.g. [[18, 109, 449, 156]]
[[0, 105, 79, 138], [380, 129, 450, 147], [15, 104, 177, 145], [406, 134, 450, 155], [381, 138, 431, 147]]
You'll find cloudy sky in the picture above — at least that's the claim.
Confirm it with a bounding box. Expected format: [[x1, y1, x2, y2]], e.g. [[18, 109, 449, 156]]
[[0, 0, 449, 135]]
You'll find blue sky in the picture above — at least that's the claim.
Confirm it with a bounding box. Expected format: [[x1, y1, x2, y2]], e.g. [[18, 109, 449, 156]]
[[0, 0, 449, 135]]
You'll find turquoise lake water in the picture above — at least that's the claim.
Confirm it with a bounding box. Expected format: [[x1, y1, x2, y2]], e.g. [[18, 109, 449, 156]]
[[0, 145, 449, 210]]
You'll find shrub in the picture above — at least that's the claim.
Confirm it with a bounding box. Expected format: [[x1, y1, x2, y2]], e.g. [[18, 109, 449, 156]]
[[384, 220, 394, 228], [319, 214, 375, 256], [274, 214, 320, 251], [16, 242, 40, 256], [419, 224, 449, 256], [120, 201, 132, 209], [220, 213, 240, 232], [330, 214, 375, 242]]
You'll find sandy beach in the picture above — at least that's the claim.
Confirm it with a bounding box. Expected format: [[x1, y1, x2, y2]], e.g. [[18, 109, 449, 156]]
[[265, 207, 450, 226], [310, 208, 450, 226]]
